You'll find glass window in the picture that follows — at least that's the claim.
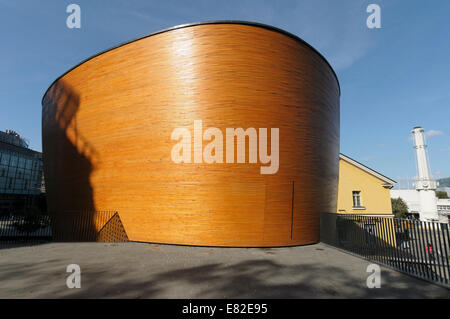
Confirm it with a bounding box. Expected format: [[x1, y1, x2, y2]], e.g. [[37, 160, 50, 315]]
[[1, 153, 10, 165], [15, 179, 22, 190], [10, 155, 18, 167], [18, 157, 25, 168], [7, 167, 15, 177], [352, 191, 362, 207]]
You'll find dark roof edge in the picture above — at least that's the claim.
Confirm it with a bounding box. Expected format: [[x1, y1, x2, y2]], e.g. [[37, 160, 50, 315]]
[[0, 141, 42, 157], [41, 20, 340, 105]]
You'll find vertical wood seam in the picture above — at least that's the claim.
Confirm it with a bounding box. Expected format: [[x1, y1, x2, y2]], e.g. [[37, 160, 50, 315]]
[[291, 180, 295, 240]]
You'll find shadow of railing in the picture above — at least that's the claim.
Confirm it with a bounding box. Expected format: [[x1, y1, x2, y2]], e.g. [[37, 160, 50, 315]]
[[50, 211, 128, 242], [42, 79, 104, 243]]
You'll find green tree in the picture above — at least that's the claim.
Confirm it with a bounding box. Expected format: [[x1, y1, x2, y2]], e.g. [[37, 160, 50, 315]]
[[436, 191, 449, 199], [391, 197, 409, 218]]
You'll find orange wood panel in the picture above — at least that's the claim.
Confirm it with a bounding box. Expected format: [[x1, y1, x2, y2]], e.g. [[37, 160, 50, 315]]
[[42, 22, 340, 247]]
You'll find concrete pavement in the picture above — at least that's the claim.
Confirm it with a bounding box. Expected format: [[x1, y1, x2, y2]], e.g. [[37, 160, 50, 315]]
[[0, 242, 448, 298]]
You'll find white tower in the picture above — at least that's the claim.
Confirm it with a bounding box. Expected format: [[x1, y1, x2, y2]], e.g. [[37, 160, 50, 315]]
[[411, 127, 439, 222]]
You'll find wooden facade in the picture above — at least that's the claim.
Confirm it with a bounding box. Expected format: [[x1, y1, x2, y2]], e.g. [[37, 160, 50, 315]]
[[42, 22, 340, 247]]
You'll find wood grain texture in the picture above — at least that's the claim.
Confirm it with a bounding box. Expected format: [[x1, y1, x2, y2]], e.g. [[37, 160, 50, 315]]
[[42, 22, 340, 247]]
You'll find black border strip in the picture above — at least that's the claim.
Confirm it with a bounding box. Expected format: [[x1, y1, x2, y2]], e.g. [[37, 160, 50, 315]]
[[41, 20, 340, 105]]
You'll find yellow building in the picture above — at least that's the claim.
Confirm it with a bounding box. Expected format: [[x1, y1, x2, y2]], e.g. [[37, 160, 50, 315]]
[[337, 154, 396, 216], [319, 154, 398, 248], [321, 154, 397, 247]]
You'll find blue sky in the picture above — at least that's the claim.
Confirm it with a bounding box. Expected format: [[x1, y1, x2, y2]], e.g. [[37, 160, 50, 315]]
[[1, 0, 449, 181]]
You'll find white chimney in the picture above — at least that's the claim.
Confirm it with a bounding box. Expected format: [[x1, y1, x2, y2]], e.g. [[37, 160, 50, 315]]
[[411, 127, 439, 222]]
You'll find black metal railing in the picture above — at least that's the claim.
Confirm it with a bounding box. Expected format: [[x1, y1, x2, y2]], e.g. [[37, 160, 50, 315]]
[[0, 214, 52, 246], [0, 211, 128, 248], [321, 213, 450, 287], [50, 211, 128, 242]]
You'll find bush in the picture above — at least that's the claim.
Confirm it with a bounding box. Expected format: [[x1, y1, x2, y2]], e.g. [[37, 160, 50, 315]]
[[436, 191, 449, 199], [391, 197, 409, 218]]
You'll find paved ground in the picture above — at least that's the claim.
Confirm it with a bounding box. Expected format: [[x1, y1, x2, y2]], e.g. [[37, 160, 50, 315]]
[[0, 242, 448, 298]]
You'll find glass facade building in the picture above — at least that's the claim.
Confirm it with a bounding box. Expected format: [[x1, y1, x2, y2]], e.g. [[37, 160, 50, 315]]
[[0, 130, 42, 195], [0, 130, 44, 214]]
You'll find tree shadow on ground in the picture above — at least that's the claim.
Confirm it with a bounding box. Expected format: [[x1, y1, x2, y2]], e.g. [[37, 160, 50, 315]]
[[0, 251, 448, 299]]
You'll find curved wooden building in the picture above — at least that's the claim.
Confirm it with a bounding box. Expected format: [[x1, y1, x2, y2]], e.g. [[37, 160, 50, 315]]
[[42, 21, 340, 247]]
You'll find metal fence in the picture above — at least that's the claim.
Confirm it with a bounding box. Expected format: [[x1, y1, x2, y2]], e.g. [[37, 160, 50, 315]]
[[321, 213, 450, 287], [0, 211, 128, 248], [0, 214, 51, 246]]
